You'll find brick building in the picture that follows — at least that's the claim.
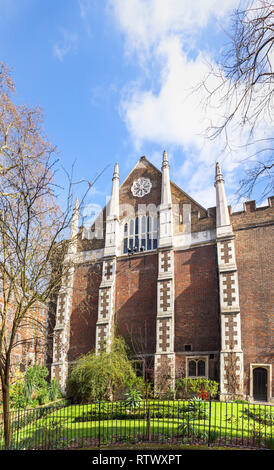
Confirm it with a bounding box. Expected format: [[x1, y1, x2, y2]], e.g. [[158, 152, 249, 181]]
[[51, 152, 274, 402], [0, 297, 48, 373]]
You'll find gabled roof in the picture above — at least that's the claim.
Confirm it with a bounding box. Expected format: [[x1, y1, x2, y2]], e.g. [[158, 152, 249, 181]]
[[120, 155, 207, 213]]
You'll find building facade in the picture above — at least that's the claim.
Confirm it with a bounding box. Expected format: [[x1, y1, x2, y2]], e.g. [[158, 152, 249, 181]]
[[0, 298, 48, 374], [51, 153, 274, 402]]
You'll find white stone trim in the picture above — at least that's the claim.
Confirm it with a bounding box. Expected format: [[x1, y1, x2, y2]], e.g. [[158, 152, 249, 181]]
[[96, 255, 116, 354], [173, 229, 216, 250], [217, 237, 237, 270], [158, 250, 174, 278], [51, 265, 75, 393], [154, 353, 176, 383], [220, 351, 244, 398], [221, 312, 242, 351], [158, 206, 173, 248], [156, 315, 174, 354], [157, 278, 174, 315], [219, 270, 240, 311]]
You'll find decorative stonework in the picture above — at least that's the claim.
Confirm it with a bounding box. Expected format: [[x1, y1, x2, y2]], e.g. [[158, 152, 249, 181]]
[[221, 352, 243, 398], [220, 240, 233, 263], [158, 250, 174, 277], [98, 288, 111, 320], [157, 317, 173, 353], [154, 353, 175, 394], [103, 260, 114, 281], [222, 272, 236, 306], [96, 259, 116, 353], [159, 280, 171, 312], [161, 251, 171, 272], [96, 324, 108, 352], [224, 314, 239, 349], [56, 292, 66, 325], [154, 151, 175, 394], [131, 177, 152, 197], [51, 266, 75, 394], [215, 162, 244, 401]]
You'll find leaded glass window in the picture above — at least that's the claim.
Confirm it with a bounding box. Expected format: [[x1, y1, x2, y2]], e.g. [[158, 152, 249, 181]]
[[123, 215, 158, 254]]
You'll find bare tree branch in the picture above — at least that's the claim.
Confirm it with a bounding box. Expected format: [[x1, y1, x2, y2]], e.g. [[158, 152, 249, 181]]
[[199, 0, 274, 199]]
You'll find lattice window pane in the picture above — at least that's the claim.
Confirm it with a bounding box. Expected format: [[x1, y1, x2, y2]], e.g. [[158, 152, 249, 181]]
[[198, 360, 206, 376], [189, 360, 196, 376]]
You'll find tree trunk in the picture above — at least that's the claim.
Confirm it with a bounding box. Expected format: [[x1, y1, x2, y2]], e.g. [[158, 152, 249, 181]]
[[1, 374, 11, 449]]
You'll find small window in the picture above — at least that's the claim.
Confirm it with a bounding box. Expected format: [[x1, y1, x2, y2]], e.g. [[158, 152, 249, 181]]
[[184, 344, 192, 351], [187, 357, 207, 378]]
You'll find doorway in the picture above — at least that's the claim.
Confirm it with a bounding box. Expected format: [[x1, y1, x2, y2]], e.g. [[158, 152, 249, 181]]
[[253, 367, 267, 402]]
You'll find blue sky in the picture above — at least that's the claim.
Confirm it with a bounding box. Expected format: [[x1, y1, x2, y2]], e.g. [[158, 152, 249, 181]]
[[1, 0, 271, 218]]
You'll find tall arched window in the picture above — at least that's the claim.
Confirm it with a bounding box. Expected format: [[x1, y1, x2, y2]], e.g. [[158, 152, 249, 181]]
[[123, 215, 158, 254]]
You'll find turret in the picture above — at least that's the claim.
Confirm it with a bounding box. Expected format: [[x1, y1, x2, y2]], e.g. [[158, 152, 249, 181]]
[[161, 150, 172, 206], [68, 197, 79, 255], [104, 163, 120, 256], [215, 162, 233, 238], [158, 150, 173, 248]]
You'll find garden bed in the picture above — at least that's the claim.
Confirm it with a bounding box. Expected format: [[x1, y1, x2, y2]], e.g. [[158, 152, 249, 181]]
[[1, 399, 273, 450]]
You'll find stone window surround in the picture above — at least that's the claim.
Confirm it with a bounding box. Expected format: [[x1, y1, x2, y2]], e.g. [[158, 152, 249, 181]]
[[122, 215, 158, 254], [249, 363, 272, 403], [132, 359, 145, 378], [186, 355, 209, 379]]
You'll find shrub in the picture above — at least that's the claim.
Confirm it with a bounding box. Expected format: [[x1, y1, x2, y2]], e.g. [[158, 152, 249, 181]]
[[124, 389, 142, 408], [182, 397, 209, 419], [9, 365, 62, 409], [176, 378, 219, 400], [69, 337, 141, 403], [23, 364, 49, 402], [48, 378, 62, 402]]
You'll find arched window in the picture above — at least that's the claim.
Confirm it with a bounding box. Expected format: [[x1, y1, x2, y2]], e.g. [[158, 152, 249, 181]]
[[188, 360, 196, 377], [123, 215, 158, 254], [187, 357, 207, 378]]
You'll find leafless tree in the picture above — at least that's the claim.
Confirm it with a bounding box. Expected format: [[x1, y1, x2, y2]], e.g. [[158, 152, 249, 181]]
[[0, 64, 93, 448], [0, 62, 53, 184], [201, 0, 274, 199]]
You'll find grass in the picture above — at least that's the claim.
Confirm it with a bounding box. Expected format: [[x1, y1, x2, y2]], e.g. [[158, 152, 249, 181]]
[[1, 400, 273, 450]]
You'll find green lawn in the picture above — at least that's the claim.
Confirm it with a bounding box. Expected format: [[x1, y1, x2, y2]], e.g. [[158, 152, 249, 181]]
[[2, 400, 273, 450]]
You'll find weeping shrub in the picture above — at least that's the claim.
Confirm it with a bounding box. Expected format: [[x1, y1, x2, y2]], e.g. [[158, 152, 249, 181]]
[[68, 337, 140, 403]]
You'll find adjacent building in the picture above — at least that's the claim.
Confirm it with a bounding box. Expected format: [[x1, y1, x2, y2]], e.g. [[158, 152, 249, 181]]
[[0, 297, 48, 373]]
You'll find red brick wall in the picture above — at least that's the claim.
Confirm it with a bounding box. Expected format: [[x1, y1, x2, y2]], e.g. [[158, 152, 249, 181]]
[[174, 245, 220, 354], [115, 253, 158, 356], [0, 297, 47, 373], [68, 262, 102, 361], [235, 224, 274, 396]]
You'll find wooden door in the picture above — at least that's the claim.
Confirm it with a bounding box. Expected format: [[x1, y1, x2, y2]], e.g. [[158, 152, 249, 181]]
[[253, 367, 267, 402]]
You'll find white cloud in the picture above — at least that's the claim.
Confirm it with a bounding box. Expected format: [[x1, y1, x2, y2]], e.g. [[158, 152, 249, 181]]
[[108, 0, 273, 206], [108, 0, 238, 56], [108, 0, 241, 158], [53, 29, 78, 62]]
